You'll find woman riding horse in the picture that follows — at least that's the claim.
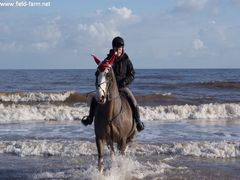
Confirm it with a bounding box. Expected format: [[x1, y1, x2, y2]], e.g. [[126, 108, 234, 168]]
[[82, 36, 144, 132]]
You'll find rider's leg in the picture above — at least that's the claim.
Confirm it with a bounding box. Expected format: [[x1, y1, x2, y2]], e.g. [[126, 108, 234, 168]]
[[81, 97, 97, 126], [121, 87, 144, 132]]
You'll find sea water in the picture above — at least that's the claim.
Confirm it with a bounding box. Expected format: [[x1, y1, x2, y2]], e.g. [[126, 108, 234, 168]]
[[0, 69, 239, 179]]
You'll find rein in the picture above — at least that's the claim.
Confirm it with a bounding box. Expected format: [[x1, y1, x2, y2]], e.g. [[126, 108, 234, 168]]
[[107, 101, 123, 124], [105, 72, 123, 145], [106, 76, 123, 123], [108, 103, 122, 147], [86, 90, 96, 98]]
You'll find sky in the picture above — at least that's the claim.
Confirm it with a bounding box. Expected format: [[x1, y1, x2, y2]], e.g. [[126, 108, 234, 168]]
[[0, 0, 240, 69]]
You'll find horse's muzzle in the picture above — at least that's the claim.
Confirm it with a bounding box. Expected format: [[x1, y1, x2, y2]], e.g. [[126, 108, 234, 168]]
[[98, 95, 106, 104]]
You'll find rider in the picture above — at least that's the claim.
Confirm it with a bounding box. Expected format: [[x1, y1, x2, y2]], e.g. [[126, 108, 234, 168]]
[[81, 36, 144, 132]]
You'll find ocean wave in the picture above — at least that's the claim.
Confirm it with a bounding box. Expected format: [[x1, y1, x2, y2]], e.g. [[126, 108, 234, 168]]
[[1, 91, 239, 107], [0, 91, 75, 102], [0, 91, 176, 105], [134, 141, 240, 158], [135, 93, 174, 105], [154, 81, 240, 91], [0, 139, 95, 157], [0, 139, 239, 158], [140, 103, 240, 120], [173, 81, 240, 90], [198, 81, 240, 89], [0, 103, 89, 123], [0, 102, 239, 123]]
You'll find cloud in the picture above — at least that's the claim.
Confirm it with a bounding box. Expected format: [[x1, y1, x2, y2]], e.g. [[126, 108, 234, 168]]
[[32, 23, 62, 50], [196, 24, 240, 61], [0, 24, 10, 34], [77, 22, 119, 45], [0, 6, 137, 54], [176, 0, 208, 12], [208, 20, 216, 24], [193, 38, 205, 50], [72, 6, 138, 55], [97, 6, 139, 26], [1, 3, 240, 69], [108, 6, 133, 19], [0, 14, 63, 52], [32, 42, 50, 50], [226, 0, 240, 7], [0, 41, 22, 52]]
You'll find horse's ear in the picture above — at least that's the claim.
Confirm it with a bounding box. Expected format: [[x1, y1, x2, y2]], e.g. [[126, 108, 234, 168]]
[[91, 54, 101, 65], [108, 52, 117, 66]]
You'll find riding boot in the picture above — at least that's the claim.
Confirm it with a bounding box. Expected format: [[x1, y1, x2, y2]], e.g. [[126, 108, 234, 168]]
[[134, 105, 144, 132], [81, 98, 97, 126]]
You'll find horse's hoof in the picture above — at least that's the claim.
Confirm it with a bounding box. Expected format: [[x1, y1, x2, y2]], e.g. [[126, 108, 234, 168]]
[[98, 166, 104, 173], [98, 160, 104, 173], [111, 153, 115, 161]]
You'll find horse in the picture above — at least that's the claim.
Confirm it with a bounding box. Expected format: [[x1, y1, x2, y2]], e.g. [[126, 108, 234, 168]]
[[92, 54, 136, 172]]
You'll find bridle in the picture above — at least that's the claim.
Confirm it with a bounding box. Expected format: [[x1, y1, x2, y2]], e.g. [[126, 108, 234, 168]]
[[96, 69, 118, 102], [96, 69, 123, 131]]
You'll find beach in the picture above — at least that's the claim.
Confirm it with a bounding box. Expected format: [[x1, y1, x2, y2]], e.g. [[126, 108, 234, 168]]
[[0, 69, 239, 179]]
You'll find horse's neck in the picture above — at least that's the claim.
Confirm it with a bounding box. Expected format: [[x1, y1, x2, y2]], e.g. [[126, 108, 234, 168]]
[[110, 68, 119, 97], [107, 70, 121, 116]]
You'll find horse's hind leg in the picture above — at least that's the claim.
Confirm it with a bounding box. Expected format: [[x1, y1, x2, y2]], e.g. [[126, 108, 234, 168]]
[[96, 137, 104, 172]]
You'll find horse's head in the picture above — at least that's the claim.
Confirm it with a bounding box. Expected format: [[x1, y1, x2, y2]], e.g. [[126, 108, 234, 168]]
[[92, 54, 116, 104]]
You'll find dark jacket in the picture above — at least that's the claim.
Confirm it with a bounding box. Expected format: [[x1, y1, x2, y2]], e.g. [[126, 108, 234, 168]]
[[107, 49, 135, 88], [95, 49, 135, 89]]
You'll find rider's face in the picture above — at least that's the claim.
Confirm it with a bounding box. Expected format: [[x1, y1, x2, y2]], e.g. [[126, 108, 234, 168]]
[[114, 47, 123, 57]]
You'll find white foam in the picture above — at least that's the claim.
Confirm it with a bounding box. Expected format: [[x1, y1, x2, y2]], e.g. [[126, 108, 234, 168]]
[[0, 103, 88, 123], [34, 172, 65, 179], [140, 103, 240, 121], [90, 156, 143, 180], [0, 102, 239, 123], [0, 139, 96, 157], [3, 139, 238, 179], [0, 91, 73, 102], [178, 141, 240, 158], [33, 154, 177, 179], [0, 139, 239, 159], [133, 141, 240, 158]]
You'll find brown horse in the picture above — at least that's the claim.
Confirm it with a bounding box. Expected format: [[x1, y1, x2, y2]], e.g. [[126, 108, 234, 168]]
[[92, 54, 136, 172]]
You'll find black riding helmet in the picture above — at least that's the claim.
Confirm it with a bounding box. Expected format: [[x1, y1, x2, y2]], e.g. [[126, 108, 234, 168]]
[[112, 36, 124, 48]]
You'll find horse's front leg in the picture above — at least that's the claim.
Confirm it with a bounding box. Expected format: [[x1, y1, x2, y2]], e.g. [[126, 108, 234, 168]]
[[118, 138, 128, 156], [108, 143, 115, 160], [96, 137, 104, 172]]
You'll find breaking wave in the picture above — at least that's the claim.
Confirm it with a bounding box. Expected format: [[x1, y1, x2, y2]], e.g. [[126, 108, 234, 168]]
[[1, 91, 239, 106], [0, 139, 239, 159], [0, 92, 173, 105], [0, 102, 239, 123], [134, 141, 240, 158], [140, 103, 240, 120], [0, 91, 77, 102], [0, 103, 88, 123]]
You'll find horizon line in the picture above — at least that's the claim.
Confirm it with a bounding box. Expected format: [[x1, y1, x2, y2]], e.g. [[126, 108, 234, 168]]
[[0, 68, 240, 70]]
